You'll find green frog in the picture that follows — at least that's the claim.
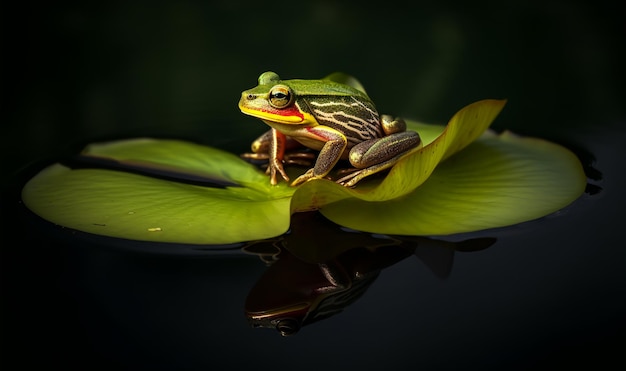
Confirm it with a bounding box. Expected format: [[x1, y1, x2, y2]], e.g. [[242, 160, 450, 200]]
[[238, 71, 421, 187]]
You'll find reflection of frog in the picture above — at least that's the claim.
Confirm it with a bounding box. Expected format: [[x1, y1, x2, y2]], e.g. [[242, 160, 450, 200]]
[[244, 212, 496, 336], [238, 72, 421, 186]]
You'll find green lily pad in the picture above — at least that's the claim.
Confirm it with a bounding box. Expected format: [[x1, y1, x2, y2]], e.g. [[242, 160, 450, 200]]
[[21, 141, 295, 244], [319, 131, 587, 235], [21, 100, 586, 245]]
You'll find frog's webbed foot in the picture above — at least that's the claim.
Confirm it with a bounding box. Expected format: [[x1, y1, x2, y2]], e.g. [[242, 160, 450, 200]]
[[267, 157, 289, 185], [335, 167, 360, 177], [242, 150, 317, 185], [335, 157, 400, 187], [240, 153, 282, 179], [290, 169, 316, 186], [290, 167, 339, 186], [240, 152, 269, 162], [238, 153, 290, 184], [283, 151, 316, 167], [336, 147, 423, 187]]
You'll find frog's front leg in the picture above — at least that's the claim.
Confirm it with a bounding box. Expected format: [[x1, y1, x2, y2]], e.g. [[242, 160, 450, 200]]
[[243, 129, 289, 185], [291, 126, 347, 186], [244, 130, 305, 156], [339, 130, 421, 187], [242, 130, 315, 168]]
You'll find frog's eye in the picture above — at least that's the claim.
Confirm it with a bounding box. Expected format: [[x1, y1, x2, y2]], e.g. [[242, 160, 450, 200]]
[[269, 85, 293, 109]]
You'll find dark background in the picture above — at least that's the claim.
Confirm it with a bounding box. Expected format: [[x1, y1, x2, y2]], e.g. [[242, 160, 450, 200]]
[[2, 1, 624, 370], [2, 1, 624, 171]]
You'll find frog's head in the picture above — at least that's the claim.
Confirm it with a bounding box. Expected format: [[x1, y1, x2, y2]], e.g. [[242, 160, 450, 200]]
[[238, 71, 310, 125]]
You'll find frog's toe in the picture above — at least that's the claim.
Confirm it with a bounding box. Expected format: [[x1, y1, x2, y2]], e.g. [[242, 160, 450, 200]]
[[290, 177, 308, 186], [290, 171, 314, 186], [336, 156, 403, 187], [241, 152, 270, 160], [336, 170, 364, 187], [292, 168, 334, 186], [284, 151, 316, 167], [269, 164, 290, 185]]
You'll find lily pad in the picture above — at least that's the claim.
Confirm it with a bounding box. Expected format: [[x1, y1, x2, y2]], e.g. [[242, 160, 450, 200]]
[[21, 141, 295, 244], [21, 100, 586, 245], [319, 131, 587, 235]]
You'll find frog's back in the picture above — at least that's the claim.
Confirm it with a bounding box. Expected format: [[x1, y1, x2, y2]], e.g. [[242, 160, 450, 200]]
[[295, 88, 384, 143], [286, 79, 370, 99]]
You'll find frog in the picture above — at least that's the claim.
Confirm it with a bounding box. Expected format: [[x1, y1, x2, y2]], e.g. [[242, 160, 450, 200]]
[[238, 71, 421, 187]]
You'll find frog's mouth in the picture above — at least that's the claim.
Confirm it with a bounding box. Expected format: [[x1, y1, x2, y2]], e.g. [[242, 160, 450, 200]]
[[239, 95, 305, 124], [241, 106, 305, 124]]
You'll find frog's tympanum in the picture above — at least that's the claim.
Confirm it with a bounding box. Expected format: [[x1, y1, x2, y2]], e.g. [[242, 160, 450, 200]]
[[238, 72, 421, 187]]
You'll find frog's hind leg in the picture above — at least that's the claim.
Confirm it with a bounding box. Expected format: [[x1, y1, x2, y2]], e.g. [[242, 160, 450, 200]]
[[336, 152, 405, 187], [338, 131, 421, 187]]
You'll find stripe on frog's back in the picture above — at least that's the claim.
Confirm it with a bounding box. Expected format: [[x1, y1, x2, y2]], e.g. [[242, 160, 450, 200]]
[[298, 96, 383, 142]]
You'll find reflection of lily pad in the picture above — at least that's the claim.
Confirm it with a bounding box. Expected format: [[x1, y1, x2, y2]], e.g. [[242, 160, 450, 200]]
[[21, 100, 586, 245]]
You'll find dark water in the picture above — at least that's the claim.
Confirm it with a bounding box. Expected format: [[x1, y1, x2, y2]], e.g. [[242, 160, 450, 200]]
[[2, 2, 624, 370]]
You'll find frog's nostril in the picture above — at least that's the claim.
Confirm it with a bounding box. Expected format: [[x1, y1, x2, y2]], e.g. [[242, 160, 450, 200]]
[[247, 94, 255, 100]]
